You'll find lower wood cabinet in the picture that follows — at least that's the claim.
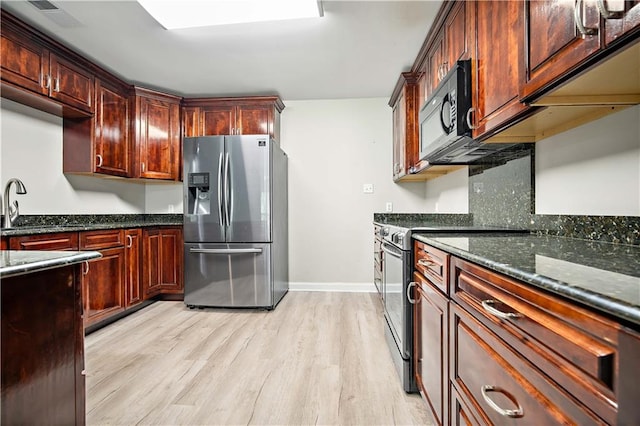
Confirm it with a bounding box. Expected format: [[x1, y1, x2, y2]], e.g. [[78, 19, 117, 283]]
[[413, 241, 640, 425], [413, 271, 448, 426], [124, 228, 143, 307], [82, 245, 125, 328], [7, 225, 184, 330], [142, 227, 183, 298], [1, 264, 85, 425]]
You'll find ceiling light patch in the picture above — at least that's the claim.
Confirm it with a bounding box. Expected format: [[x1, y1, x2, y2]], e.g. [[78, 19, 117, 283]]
[[137, 0, 323, 30]]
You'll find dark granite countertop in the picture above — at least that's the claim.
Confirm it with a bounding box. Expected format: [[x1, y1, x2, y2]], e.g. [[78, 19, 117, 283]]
[[413, 233, 640, 328], [0, 250, 102, 278], [0, 214, 183, 237]]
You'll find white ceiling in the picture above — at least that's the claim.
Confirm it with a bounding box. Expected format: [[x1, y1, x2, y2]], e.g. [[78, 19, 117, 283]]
[[1, 0, 442, 100]]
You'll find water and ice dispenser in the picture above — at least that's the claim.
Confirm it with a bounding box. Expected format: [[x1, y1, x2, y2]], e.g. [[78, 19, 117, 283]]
[[187, 172, 211, 215]]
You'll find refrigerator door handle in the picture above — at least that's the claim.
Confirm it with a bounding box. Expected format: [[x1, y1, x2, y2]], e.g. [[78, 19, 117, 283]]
[[189, 248, 263, 254], [224, 152, 231, 225], [217, 152, 224, 226]]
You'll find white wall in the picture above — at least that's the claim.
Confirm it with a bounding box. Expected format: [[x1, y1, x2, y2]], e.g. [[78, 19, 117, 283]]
[[424, 166, 469, 213], [0, 99, 184, 214], [536, 105, 640, 215], [280, 98, 431, 286]]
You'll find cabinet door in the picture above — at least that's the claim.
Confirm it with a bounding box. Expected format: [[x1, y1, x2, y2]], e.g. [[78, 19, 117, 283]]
[[236, 104, 272, 135], [443, 1, 470, 75], [49, 53, 94, 113], [0, 27, 49, 96], [95, 80, 130, 177], [602, 0, 640, 46], [182, 106, 201, 137], [426, 32, 444, 99], [392, 93, 406, 180], [138, 96, 180, 180], [473, 0, 528, 137], [82, 246, 125, 327], [201, 104, 235, 135], [143, 228, 183, 298], [521, 0, 602, 101], [124, 229, 143, 307], [414, 273, 448, 426]]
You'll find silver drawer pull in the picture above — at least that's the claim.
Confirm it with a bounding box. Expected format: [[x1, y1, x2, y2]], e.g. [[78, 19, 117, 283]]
[[575, 0, 599, 37], [417, 259, 437, 268], [481, 299, 522, 320], [407, 281, 417, 304], [481, 385, 524, 418]]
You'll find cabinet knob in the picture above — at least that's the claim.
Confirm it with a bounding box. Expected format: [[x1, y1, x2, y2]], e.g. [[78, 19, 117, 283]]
[[54, 77, 60, 92], [466, 107, 478, 130], [96, 154, 103, 168], [407, 281, 417, 304], [82, 261, 90, 275], [126, 235, 133, 248], [43, 74, 51, 89]]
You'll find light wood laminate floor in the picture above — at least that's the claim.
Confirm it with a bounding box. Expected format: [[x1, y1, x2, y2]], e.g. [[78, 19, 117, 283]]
[[85, 292, 434, 425]]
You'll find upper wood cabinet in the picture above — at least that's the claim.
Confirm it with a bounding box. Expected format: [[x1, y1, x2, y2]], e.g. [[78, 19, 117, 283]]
[[63, 77, 131, 178], [1, 11, 94, 116], [182, 96, 285, 141], [94, 80, 130, 176], [471, 0, 530, 138], [132, 87, 181, 180], [521, 0, 603, 101], [389, 73, 418, 181], [602, 0, 640, 46]]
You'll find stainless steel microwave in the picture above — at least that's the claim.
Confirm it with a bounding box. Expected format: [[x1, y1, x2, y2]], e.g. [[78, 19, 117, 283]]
[[418, 60, 479, 164]]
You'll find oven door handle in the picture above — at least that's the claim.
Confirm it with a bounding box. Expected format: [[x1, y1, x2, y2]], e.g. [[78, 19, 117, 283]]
[[407, 281, 417, 304], [381, 244, 402, 258]]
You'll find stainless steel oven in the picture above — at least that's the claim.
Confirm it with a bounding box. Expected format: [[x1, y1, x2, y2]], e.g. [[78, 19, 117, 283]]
[[380, 225, 416, 393]]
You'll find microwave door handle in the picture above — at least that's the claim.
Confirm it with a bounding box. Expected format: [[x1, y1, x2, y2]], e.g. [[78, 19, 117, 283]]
[[440, 93, 452, 134]]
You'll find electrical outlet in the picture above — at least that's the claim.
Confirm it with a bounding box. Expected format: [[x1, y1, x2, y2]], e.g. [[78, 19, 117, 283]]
[[363, 183, 374, 194], [385, 202, 393, 212]]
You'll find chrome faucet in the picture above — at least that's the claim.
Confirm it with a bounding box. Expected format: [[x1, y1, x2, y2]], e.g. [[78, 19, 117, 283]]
[[3, 178, 27, 229]]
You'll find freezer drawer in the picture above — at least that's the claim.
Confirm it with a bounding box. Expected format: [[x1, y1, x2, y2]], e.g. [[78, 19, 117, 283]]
[[184, 243, 272, 308]]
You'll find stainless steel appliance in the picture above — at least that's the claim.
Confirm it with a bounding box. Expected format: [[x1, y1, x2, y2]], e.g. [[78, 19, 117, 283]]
[[378, 222, 527, 393], [183, 135, 288, 309]]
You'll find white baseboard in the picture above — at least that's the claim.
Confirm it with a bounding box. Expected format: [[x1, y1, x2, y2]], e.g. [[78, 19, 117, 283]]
[[289, 282, 377, 293]]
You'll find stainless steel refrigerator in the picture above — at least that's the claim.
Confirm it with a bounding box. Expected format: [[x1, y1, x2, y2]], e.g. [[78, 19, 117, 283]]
[[183, 135, 288, 309]]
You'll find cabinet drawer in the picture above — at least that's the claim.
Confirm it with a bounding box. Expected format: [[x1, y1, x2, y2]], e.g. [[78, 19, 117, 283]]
[[9, 232, 78, 251], [79, 229, 124, 250], [414, 241, 449, 293], [450, 257, 618, 423], [450, 304, 604, 425]]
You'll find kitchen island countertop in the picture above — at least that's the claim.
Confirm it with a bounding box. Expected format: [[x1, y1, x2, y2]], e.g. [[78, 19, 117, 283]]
[[0, 250, 102, 278], [413, 233, 640, 328]]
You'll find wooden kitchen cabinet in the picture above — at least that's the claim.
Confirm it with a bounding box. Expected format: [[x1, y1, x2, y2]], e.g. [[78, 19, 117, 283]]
[[131, 87, 181, 180], [142, 227, 183, 298], [124, 229, 143, 307], [80, 230, 126, 328], [520, 0, 603, 102], [602, 0, 640, 46], [389, 73, 419, 181], [414, 271, 449, 426], [2, 264, 85, 425], [9, 232, 79, 251], [93, 79, 131, 177], [450, 303, 603, 425], [62, 78, 131, 177], [450, 256, 619, 424], [181, 96, 285, 141], [1, 11, 94, 116], [471, 0, 530, 139]]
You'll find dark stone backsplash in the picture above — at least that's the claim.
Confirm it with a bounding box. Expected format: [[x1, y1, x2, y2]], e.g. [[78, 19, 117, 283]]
[[530, 215, 640, 246], [373, 213, 473, 227]]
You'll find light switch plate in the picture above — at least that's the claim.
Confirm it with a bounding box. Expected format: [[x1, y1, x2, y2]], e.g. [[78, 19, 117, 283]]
[[363, 183, 374, 194], [385, 202, 393, 212]]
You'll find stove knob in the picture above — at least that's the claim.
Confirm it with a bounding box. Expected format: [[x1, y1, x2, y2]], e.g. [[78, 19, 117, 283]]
[[381, 228, 390, 237]]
